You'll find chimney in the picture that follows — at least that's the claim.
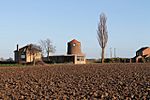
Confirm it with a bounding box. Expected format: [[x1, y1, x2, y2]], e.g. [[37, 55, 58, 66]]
[[17, 44, 19, 51]]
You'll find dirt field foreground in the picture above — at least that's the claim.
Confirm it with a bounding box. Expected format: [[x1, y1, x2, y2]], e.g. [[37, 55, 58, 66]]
[[0, 63, 150, 99]]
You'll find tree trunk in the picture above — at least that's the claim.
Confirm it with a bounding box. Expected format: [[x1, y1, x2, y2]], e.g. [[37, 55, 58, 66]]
[[33, 54, 35, 66], [33, 58, 35, 66], [101, 48, 105, 63], [47, 47, 50, 61]]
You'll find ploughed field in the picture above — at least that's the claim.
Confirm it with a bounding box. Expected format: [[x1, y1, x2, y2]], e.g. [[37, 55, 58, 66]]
[[0, 64, 150, 99]]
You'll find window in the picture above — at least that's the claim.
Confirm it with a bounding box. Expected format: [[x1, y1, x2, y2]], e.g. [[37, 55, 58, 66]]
[[21, 54, 26, 61], [77, 56, 80, 61], [21, 55, 25, 59], [73, 43, 76, 47], [77, 56, 84, 61], [81, 57, 84, 61]]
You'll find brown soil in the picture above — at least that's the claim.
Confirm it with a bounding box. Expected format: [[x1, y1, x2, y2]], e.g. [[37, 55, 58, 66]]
[[0, 63, 150, 99]]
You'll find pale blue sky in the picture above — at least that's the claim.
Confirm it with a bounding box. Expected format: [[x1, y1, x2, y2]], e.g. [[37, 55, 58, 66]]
[[0, 0, 150, 59]]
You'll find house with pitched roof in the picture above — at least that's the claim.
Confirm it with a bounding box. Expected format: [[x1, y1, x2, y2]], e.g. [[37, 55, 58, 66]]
[[14, 44, 42, 64], [134, 47, 150, 62]]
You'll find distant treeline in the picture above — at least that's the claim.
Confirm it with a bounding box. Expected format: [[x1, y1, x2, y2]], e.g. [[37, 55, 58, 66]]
[[0, 61, 17, 64], [105, 58, 131, 63], [87, 58, 131, 63], [87, 57, 150, 63]]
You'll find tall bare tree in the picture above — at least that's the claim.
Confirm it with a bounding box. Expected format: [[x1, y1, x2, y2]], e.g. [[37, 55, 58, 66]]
[[97, 13, 108, 63], [39, 38, 56, 59]]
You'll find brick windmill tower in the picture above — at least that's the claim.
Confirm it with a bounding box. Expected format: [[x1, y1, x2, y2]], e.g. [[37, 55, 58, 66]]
[[67, 39, 83, 55], [67, 39, 86, 64]]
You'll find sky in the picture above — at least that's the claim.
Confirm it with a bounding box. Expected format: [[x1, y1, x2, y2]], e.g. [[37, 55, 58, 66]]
[[0, 0, 150, 59]]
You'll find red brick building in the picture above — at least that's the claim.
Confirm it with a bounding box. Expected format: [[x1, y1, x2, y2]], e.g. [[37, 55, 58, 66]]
[[135, 47, 150, 62]]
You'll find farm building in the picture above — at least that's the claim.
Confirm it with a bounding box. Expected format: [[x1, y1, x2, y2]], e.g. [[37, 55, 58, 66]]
[[44, 39, 86, 64], [133, 47, 150, 62], [14, 44, 42, 64]]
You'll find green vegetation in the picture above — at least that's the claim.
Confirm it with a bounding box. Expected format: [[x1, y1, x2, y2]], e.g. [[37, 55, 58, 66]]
[[0, 64, 21, 67]]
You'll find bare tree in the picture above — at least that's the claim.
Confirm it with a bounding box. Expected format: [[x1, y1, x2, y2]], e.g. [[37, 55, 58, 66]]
[[39, 38, 56, 59], [97, 13, 108, 63]]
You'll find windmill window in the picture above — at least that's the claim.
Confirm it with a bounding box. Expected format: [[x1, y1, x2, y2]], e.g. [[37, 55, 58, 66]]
[[73, 43, 76, 47]]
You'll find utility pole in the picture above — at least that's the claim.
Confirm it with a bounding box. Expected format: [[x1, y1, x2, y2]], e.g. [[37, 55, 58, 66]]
[[110, 47, 112, 58], [114, 48, 116, 58]]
